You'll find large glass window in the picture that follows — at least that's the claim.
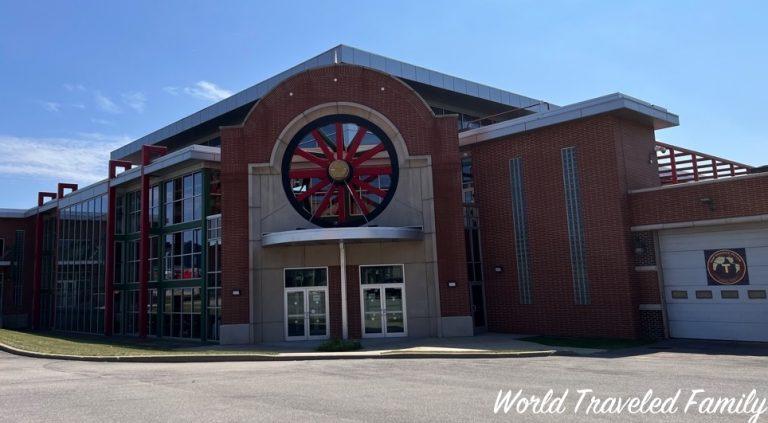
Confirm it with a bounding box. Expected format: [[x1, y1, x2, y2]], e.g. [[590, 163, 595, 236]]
[[284, 268, 327, 288], [360, 265, 403, 284], [126, 190, 140, 234], [163, 287, 201, 339], [206, 214, 222, 341], [163, 229, 202, 280], [55, 194, 107, 334], [164, 172, 203, 225]]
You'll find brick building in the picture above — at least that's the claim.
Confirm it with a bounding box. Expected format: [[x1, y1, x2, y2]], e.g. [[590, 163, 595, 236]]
[[1, 45, 765, 343]]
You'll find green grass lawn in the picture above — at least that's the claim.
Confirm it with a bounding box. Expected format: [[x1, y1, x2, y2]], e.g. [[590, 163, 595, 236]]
[[520, 335, 654, 350], [0, 329, 275, 357]]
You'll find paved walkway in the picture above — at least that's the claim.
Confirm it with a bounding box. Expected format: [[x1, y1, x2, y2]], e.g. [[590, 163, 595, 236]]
[[195, 333, 604, 357], [0, 332, 603, 362]]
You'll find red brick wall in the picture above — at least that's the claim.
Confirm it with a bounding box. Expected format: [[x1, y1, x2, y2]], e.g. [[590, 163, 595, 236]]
[[630, 173, 768, 227], [345, 265, 362, 339], [220, 64, 469, 325], [0, 216, 36, 318], [635, 271, 661, 304], [465, 115, 648, 339]]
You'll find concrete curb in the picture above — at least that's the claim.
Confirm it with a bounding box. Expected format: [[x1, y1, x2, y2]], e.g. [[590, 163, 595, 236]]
[[0, 341, 556, 363]]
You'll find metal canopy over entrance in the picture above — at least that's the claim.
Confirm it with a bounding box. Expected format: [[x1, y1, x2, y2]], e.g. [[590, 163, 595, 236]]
[[261, 226, 423, 247], [263, 226, 423, 340]]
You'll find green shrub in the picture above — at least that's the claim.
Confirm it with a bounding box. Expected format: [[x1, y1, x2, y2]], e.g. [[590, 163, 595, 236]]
[[316, 339, 362, 352]]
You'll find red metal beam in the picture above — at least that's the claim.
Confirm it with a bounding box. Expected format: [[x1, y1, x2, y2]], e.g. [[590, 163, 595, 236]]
[[104, 160, 132, 336], [31, 192, 57, 329], [56, 183, 78, 198], [138, 146, 166, 338], [656, 141, 752, 185]]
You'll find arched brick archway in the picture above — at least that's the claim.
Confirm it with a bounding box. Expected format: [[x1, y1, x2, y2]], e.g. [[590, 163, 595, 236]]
[[219, 64, 470, 342]]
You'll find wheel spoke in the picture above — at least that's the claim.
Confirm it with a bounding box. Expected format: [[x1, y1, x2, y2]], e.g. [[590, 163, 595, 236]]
[[335, 123, 344, 159], [355, 166, 392, 177], [351, 143, 385, 166], [345, 183, 370, 215], [351, 177, 388, 198], [311, 129, 335, 159], [294, 147, 330, 167], [336, 184, 347, 223], [344, 126, 367, 160], [312, 186, 336, 220], [296, 178, 331, 202], [289, 169, 327, 179]]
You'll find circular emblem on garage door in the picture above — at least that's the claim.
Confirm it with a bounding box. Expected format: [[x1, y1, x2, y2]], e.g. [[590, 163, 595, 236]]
[[282, 114, 399, 227], [706, 249, 748, 285]]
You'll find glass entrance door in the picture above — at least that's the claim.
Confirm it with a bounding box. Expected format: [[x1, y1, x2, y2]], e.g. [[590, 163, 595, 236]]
[[360, 265, 407, 338], [284, 267, 329, 341], [362, 286, 406, 337], [285, 287, 328, 340]]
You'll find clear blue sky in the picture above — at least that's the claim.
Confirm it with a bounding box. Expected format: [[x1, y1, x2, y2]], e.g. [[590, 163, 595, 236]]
[[0, 1, 765, 208]]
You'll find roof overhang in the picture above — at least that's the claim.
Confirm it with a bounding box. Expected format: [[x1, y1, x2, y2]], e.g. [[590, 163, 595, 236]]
[[110, 44, 552, 161], [459, 93, 679, 147], [262, 226, 424, 247], [0, 209, 27, 219], [111, 145, 220, 188]]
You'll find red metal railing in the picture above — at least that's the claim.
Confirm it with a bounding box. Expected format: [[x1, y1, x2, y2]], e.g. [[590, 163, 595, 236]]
[[655, 141, 752, 185]]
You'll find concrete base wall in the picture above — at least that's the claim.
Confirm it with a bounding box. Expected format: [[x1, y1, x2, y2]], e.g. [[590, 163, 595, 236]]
[[220, 323, 251, 345], [440, 316, 474, 337]]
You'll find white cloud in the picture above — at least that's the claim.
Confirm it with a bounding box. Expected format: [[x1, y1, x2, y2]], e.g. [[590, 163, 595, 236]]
[[63, 83, 86, 92], [183, 81, 233, 102], [71, 103, 86, 109], [94, 92, 121, 114], [41, 101, 61, 112], [0, 133, 131, 183], [163, 86, 180, 96], [90, 118, 113, 125], [122, 91, 147, 113]]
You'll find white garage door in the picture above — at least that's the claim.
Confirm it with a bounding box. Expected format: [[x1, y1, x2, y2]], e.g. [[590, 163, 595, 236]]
[[660, 223, 768, 342]]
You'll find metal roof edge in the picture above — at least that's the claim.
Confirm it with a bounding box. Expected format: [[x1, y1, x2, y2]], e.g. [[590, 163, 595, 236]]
[[111, 44, 555, 161], [0, 208, 28, 219], [458, 93, 680, 146], [111, 145, 221, 188]]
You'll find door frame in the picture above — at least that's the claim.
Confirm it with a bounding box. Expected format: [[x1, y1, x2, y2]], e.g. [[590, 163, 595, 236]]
[[283, 267, 330, 341], [470, 281, 488, 333], [359, 264, 408, 338]]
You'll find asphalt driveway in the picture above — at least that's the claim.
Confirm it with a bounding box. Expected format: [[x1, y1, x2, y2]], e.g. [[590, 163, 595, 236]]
[[1, 340, 766, 422]]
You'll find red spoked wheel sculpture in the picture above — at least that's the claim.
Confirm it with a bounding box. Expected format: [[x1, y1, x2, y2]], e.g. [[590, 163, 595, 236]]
[[282, 114, 399, 227]]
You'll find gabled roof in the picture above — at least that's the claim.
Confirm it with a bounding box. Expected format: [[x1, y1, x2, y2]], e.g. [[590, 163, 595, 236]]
[[111, 44, 555, 161]]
